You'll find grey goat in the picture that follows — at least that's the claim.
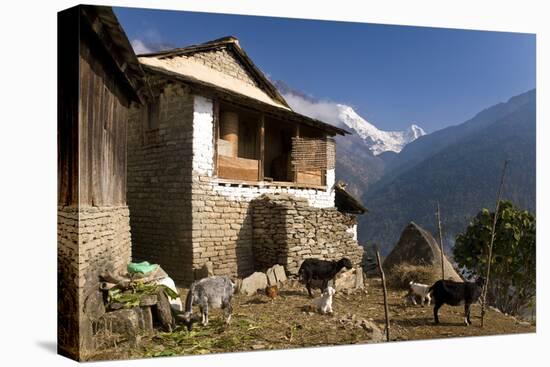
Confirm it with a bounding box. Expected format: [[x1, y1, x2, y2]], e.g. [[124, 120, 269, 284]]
[[179, 276, 235, 330]]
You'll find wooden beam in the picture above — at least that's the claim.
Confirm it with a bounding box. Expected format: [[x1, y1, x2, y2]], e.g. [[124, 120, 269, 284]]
[[213, 178, 327, 191], [258, 114, 265, 181]]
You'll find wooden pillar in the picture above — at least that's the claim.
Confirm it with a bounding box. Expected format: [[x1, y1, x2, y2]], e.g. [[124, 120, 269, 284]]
[[293, 124, 300, 183], [213, 100, 220, 175], [220, 111, 239, 157], [258, 114, 265, 181]]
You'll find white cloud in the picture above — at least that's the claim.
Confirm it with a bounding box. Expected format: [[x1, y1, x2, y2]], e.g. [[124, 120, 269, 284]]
[[282, 92, 342, 127], [130, 39, 153, 55]]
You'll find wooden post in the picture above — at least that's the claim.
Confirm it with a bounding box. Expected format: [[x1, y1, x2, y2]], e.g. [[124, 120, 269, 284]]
[[481, 160, 509, 328], [436, 202, 445, 280], [213, 100, 220, 176], [220, 111, 239, 157], [293, 124, 300, 183], [258, 114, 265, 181], [375, 248, 390, 342]]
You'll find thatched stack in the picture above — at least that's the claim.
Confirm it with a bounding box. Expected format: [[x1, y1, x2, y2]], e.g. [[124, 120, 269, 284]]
[[383, 222, 462, 282]]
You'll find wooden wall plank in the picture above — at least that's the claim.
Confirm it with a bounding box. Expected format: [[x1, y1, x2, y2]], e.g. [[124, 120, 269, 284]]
[[218, 156, 259, 181], [78, 23, 131, 207], [57, 8, 80, 207]]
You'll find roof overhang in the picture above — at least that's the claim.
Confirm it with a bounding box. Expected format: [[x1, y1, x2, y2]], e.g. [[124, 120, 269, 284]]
[[334, 182, 368, 215], [80, 5, 152, 104], [138, 36, 289, 109], [142, 63, 350, 136]]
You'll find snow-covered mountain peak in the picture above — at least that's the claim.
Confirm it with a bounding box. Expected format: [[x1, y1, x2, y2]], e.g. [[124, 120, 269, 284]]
[[335, 104, 426, 155], [275, 83, 427, 156]]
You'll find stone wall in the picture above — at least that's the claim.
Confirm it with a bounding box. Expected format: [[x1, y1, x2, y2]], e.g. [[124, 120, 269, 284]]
[[168, 47, 259, 88], [251, 193, 364, 274], [58, 205, 131, 357], [127, 83, 195, 284], [127, 82, 345, 283]]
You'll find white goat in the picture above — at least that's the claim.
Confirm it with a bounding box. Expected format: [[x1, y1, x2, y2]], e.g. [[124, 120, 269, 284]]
[[312, 286, 336, 314], [406, 281, 432, 306]]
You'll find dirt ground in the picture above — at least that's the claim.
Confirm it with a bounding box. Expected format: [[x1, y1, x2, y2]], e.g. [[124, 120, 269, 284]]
[[89, 277, 535, 361]]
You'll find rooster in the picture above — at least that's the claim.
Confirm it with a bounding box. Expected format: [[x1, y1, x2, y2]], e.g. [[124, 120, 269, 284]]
[[265, 285, 279, 302]]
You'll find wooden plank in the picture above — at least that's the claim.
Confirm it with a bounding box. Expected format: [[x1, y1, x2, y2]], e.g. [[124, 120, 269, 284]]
[[213, 178, 327, 190], [57, 8, 80, 207], [218, 156, 259, 181], [296, 170, 323, 185], [78, 27, 132, 207]]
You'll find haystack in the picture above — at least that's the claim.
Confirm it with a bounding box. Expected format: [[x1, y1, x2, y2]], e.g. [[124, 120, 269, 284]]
[[383, 222, 462, 282]]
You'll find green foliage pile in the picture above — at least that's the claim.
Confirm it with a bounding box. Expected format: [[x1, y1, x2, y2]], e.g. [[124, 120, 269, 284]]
[[107, 282, 179, 309], [453, 200, 536, 315]]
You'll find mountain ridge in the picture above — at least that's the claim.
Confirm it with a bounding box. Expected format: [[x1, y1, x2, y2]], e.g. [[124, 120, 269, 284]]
[[359, 89, 536, 254]]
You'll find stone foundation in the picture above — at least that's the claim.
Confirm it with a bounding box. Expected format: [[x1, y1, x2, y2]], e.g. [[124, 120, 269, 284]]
[[251, 193, 364, 274], [58, 205, 131, 359]]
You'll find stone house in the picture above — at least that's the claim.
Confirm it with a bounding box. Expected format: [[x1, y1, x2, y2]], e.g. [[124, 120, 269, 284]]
[[127, 36, 366, 284], [57, 5, 150, 359]]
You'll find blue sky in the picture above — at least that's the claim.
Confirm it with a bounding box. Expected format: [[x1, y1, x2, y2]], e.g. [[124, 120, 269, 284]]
[[114, 7, 536, 133]]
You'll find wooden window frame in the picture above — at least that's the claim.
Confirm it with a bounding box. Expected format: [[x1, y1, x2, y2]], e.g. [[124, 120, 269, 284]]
[[213, 99, 328, 189]]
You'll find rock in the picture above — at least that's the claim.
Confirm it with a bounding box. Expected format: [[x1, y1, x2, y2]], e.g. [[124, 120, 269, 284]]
[[137, 307, 154, 332], [266, 268, 277, 286], [155, 289, 175, 332], [335, 268, 357, 291], [139, 294, 158, 307], [98, 308, 143, 345], [233, 278, 243, 293], [360, 319, 385, 342], [273, 264, 287, 284], [266, 264, 287, 286], [240, 272, 268, 296], [194, 262, 214, 280], [251, 344, 265, 350], [355, 267, 364, 289], [83, 289, 106, 321]]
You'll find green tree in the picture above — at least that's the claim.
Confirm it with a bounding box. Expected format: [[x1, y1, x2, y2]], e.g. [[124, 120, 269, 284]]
[[453, 200, 536, 315]]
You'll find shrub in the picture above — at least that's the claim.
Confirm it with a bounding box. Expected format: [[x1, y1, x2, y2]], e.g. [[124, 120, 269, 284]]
[[453, 200, 536, 316]]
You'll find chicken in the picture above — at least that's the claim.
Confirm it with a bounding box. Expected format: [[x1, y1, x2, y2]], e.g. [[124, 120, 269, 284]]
[[265, 285, 279, 302]]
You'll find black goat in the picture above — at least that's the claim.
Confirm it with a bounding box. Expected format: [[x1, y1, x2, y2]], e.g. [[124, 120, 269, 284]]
[[298, 257, 353, 297], [429, 277, 485, 326]]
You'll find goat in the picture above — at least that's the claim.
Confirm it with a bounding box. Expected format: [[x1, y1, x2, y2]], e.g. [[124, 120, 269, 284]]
[[406, 281, 431, 306], [312, 286, 336, 314], [178, 276, 235, 331], [429, 277, 485, 326], [298, 257, 353, 297]]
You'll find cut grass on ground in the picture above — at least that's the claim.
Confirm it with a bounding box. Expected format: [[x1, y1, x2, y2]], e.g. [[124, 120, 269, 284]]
[[87, 277, 535, 361]]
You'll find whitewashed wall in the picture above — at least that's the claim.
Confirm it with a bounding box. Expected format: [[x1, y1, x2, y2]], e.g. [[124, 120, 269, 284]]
[[192, 94, 336, 208]]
